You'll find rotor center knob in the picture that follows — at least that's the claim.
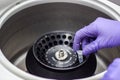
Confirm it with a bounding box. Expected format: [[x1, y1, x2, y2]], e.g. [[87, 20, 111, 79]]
[[55, 49, 68, 61]]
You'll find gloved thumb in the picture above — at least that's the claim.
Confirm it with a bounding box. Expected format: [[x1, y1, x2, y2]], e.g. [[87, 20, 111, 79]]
[[82, 40, 99, 56]]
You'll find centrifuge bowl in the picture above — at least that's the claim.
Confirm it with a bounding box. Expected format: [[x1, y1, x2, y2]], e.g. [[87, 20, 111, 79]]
[[0, 0, 120, 80]]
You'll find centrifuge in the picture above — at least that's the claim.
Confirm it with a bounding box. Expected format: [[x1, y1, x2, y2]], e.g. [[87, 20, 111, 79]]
[[0, 0, 120, 80]]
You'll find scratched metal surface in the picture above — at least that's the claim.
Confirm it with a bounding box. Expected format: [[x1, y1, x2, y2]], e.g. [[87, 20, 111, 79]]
[[0, 0, 120, 11], [0, 0, 22, 11], [109, 0, 120, 6]]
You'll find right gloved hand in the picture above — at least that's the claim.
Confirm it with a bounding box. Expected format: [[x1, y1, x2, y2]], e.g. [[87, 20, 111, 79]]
[[73, 17, 120, 55]]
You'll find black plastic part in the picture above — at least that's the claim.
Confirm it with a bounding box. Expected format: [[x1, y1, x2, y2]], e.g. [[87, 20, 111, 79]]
[[32, 31, 89, 70], [26, 47, 96, 79], [26, 31, 97, 79]]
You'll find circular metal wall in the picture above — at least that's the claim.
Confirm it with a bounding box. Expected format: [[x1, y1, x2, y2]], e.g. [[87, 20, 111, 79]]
[[0, 0, 120, 80]]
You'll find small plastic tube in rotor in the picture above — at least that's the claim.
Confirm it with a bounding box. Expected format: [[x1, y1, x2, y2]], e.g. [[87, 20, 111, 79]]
[[76, 50, 83, 63]]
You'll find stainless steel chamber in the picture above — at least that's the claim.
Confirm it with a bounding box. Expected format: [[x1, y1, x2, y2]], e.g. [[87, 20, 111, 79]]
[[0, 0, 120, 80]]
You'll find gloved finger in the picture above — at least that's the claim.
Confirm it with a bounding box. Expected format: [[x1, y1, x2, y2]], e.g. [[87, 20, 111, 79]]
[[73, 28, 87, 51], [102, 58, 120, 80], [82, 38, 89, 49], [82, 38, 95, 52], [108, 58, 120, 69], [73, 23, 97, 51], [82, 39, 99, 55]]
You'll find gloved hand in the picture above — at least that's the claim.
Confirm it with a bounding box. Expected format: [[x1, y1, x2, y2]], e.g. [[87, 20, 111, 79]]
[[73, 17, 120, 55], [102, 58, 120, 80]]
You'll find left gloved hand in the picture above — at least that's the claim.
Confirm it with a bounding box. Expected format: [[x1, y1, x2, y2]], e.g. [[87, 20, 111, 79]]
[[102, 58, 120, 80]]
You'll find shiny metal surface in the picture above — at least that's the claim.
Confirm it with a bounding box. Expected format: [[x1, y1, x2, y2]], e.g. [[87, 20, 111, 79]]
[[0, 2, 120, 79], [109, 0, 120, 6]]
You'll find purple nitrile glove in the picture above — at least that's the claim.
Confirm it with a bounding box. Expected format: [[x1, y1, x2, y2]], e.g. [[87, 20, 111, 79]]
[[73, 17, 120, 55], [102, 58, 120, 80]]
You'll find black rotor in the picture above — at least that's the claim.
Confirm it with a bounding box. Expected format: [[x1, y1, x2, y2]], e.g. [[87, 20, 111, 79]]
[[26, 31, 96, 79]]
